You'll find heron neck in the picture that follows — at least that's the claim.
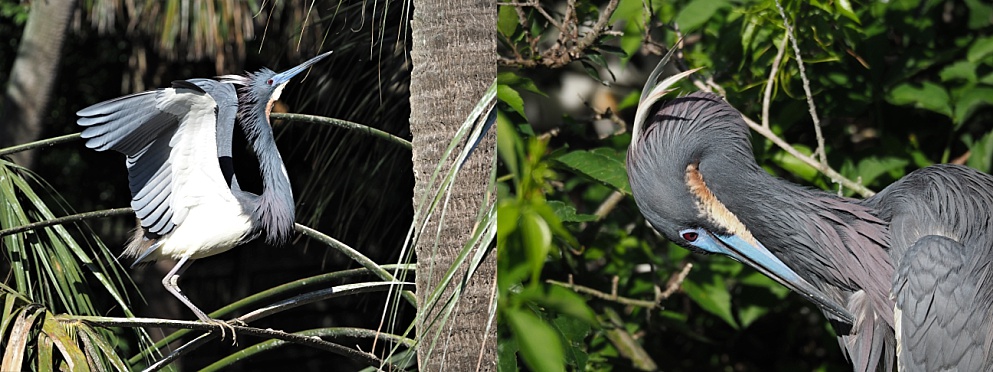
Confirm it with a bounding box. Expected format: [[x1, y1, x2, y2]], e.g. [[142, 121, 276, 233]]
[[246, 110, 296, 244], [704, 163, 895, 326]]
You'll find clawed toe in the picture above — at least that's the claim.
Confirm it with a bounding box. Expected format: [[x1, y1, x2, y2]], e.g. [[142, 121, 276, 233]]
[[204, 318, 239, 345]]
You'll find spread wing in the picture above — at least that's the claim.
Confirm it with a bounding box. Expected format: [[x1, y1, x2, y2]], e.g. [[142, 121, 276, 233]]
[[77, 80, 238, 236]]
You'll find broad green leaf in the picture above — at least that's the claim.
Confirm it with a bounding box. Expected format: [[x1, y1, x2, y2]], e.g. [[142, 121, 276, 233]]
[[520, 209, 552, 280], [967, 35, 993, 62], [737, 304, 770, 329], [939, 61, 977, 83], [738, 271, 790, 299], [834, 0, 860, 24], [886, 82, 952, 117], [498, 5, 518, 38], [965, 131, 993, 173], [554, 148, 632, 194], [552, 315, 591, 370], [953, 86, 993, 126], [498, 84, 526, 117], [498, 72, 547, 97], [855, 156, 908, 187], [498, 201, 521, 243], [506, 308, 566, 372], [674, 0, 729, 32], [770, 144, 819, 182], [518, 285, 598, 324], [682, 276, 737, 329], [497, 110, 522, 183], [547, 200, 598, 223], [497, 334, 520, 372], [964, 0, 993, 30]]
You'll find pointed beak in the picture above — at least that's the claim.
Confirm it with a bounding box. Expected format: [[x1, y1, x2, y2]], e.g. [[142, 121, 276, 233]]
[[271, 51, 333, 85], [698, 231, 855, 325]]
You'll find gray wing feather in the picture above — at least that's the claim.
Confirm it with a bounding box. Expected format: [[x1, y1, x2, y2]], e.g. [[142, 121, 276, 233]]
[[78, 92, 179, 155], [77, 80, 226, 236], [870, 164, 993, 371], [894, 235, 992, 371]]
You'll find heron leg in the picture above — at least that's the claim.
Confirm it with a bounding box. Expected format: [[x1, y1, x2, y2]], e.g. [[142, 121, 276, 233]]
[[162, 256, 238, 344]]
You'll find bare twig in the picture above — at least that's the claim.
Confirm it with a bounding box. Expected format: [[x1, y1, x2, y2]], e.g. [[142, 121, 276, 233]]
[[547, 279, 658, 308], [762, 35, 790, 129], [682, 61, 875, 197], [594, 190, 625, 220], [546, 261, 694, 308], [0, 208, 133, 238], [660, 262, 692, 299], [498, 0, 621, 69], [775, 0, 826, 168]]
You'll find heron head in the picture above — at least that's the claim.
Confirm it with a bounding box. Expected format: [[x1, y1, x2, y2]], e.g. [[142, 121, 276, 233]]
[[245, 51, 333, 111], [627, 91, 855, 324]]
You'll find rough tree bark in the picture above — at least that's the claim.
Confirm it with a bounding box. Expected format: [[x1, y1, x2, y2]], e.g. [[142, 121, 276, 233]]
[[0, 0, 77, 166], [409, 0, 496, 370]]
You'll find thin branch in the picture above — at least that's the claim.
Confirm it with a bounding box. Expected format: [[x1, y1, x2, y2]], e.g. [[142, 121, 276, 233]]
[[271, 113, 411, 150], [0, 208, 133, 238], [547, 279, 658, 308], [594, 190, 625, 220], [686, 67, 875, 197], [498, 0, 621, 69], [660, 262, 692, 299], [66, 316, 396, 370], [295, 223, 418, 305], [763, 35, 789, 129], [775, 0, 826, 168], [0, 133, 81, 157], [546, 260, 693, 308]]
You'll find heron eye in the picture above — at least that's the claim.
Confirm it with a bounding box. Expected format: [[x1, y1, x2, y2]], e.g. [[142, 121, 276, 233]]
[[266, 78, 274, 85], [682, 231, 699, 242]]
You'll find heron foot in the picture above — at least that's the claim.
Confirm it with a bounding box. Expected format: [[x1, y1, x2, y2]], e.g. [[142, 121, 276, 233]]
[[203, 318, 239, 345]]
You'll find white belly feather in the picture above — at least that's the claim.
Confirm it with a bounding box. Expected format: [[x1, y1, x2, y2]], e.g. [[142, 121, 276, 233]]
[[145, 88, 255, 260]]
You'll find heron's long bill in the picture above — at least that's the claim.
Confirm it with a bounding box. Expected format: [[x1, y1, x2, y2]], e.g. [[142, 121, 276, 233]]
[[709, 231, 855, 325], [271, 51, 334, 85]]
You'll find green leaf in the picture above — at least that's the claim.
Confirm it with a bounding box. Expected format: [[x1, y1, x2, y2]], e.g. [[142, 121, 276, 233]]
[[964, 0, 993, 30], [770, 144, 819, 182], [682, 275, 738, 329], [939, 61, 977, 83], [498, 5, 519, 38], [965, 131, 993, 173], [506, 308, 566, 372], [953, 86, 993, 126], [518, 285, 598, 324], [520, 208, 553, 283], [498, 84, 526, 117], [554, 148, 632, 194], [547, 200, 598, 223], [967, 35, 993, 62], [855, 156, 908, 187], [552, 315, 591, 369], [674, 0, 729, 32], [834, 0, 860, 24], [497, 72, 547, 97], [497, 333, 520, 372], [886, 82, 953, 117]]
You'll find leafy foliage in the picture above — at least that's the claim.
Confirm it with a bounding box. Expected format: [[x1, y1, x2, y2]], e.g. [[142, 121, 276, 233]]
[[498, 0, 993, 370]]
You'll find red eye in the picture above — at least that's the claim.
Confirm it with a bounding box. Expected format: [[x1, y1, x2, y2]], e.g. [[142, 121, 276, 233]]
[[266, 78, 274, 85], [682, 231, 699, 242]]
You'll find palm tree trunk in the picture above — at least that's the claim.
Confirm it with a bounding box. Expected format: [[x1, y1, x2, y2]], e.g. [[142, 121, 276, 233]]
[[0, 0, 77, 166], [408, 0, 496, 369]]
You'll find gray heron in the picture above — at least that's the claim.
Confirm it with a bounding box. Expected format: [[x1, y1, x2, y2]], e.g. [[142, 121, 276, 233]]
[[626, 56, 993, 371], [77, 51, 332, 337]]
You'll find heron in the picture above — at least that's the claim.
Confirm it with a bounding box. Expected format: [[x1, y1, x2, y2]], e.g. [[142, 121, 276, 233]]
[[77, 51, 333, 337], [626, 56, 993, 371]]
